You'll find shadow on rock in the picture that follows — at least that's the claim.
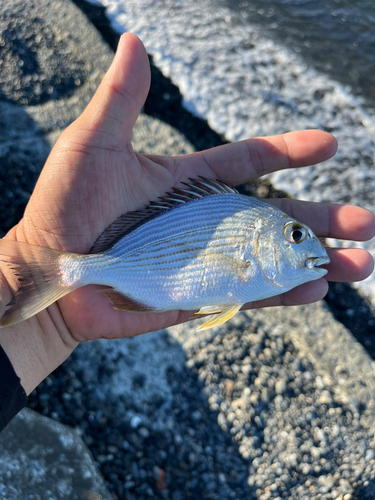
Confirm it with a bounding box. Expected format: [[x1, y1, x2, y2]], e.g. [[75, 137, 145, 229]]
[[0, 100, 50, 235]]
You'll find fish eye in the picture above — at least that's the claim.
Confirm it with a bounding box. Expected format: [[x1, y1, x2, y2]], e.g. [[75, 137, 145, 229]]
[[283, 222, 308, 244]]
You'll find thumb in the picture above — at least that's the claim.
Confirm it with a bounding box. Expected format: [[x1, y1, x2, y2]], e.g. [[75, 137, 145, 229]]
[[75, 33, 150, 144]]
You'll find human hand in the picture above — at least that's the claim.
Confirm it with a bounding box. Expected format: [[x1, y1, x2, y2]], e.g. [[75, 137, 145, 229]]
[[1, 34, 374, 392]]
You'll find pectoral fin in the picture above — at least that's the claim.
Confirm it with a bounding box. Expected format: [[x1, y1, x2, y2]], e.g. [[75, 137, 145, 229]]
[[192, 305, 224, 317], [200, 252, 252, 281], [196, 304, 242, 331]]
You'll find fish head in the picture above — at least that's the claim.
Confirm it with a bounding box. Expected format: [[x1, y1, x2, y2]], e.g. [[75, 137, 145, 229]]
[[255, 216, 330, 289]]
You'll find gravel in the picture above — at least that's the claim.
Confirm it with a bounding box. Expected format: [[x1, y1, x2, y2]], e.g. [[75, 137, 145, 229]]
[[28, 332, 253, 500], [181, 320, 375, 499], [28, 308, 375, 500]]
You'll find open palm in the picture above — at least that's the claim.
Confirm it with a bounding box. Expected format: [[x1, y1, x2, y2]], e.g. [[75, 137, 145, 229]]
[[6, 34, 374, 344]]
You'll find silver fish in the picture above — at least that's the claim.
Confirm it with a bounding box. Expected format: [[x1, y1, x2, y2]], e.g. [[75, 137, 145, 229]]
[[0, 178, 329, 330]]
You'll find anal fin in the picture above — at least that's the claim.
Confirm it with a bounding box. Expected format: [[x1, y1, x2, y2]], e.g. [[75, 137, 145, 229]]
[[197, 304, 242, 331], [102, 289, 155, 312]]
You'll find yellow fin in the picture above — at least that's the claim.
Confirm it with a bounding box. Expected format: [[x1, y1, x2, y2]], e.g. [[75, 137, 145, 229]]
[[197, 304, 242, 331]]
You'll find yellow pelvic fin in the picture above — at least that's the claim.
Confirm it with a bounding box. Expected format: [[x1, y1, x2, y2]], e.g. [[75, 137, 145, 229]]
[[197, 304, 242, 331]]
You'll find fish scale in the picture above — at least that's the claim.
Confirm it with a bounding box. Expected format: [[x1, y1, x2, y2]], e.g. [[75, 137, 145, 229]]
[[109, 194, 266, 257]]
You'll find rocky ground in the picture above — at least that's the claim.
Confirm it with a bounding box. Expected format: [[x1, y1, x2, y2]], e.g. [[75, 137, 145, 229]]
[[0, 0, 375, 499], [26, 303, 375, 500]]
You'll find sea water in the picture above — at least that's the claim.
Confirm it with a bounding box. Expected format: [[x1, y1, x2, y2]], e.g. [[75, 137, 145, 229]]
[[88, 0, 375, 302]]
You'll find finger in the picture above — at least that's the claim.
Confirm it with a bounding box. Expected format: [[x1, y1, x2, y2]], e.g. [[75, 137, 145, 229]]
[[267, 199, 375, 241], [179, 129, 337, 184], [324, 248, 374, 282], [76, 33, 150, 144], [243, 278, 329, 309]]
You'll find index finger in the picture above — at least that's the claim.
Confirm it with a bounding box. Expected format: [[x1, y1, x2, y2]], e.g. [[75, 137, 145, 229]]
[[192, 130, 338, 185]]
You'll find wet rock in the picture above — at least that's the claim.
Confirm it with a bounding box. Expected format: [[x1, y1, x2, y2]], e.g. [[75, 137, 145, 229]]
[[0, 409, 111, 500]]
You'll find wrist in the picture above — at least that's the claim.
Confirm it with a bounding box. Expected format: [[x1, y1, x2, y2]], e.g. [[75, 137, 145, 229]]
[[0, 304, 77, 395]]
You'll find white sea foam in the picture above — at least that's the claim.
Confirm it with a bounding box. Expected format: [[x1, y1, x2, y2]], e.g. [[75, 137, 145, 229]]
[[89, 0, 375, 302]]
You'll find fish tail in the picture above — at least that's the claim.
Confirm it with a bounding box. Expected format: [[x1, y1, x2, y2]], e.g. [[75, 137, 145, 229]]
[[0, 239, 76, 327]]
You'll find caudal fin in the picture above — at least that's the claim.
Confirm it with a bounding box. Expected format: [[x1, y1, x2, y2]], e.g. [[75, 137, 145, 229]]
[[0, 239, 75, 327]]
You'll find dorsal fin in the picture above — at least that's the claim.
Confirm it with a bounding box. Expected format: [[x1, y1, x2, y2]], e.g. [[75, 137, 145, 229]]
[[89, 177, 238, 254]]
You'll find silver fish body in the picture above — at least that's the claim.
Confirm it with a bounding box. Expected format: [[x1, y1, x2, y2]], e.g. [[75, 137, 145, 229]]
[[0, 179, 329, 329]]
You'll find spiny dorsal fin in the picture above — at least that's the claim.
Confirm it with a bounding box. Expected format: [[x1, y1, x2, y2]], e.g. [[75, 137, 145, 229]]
[[89, 177, 238, 254]]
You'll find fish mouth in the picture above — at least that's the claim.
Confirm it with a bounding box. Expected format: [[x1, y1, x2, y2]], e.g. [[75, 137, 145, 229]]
[[305, 256, 330, 273]]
